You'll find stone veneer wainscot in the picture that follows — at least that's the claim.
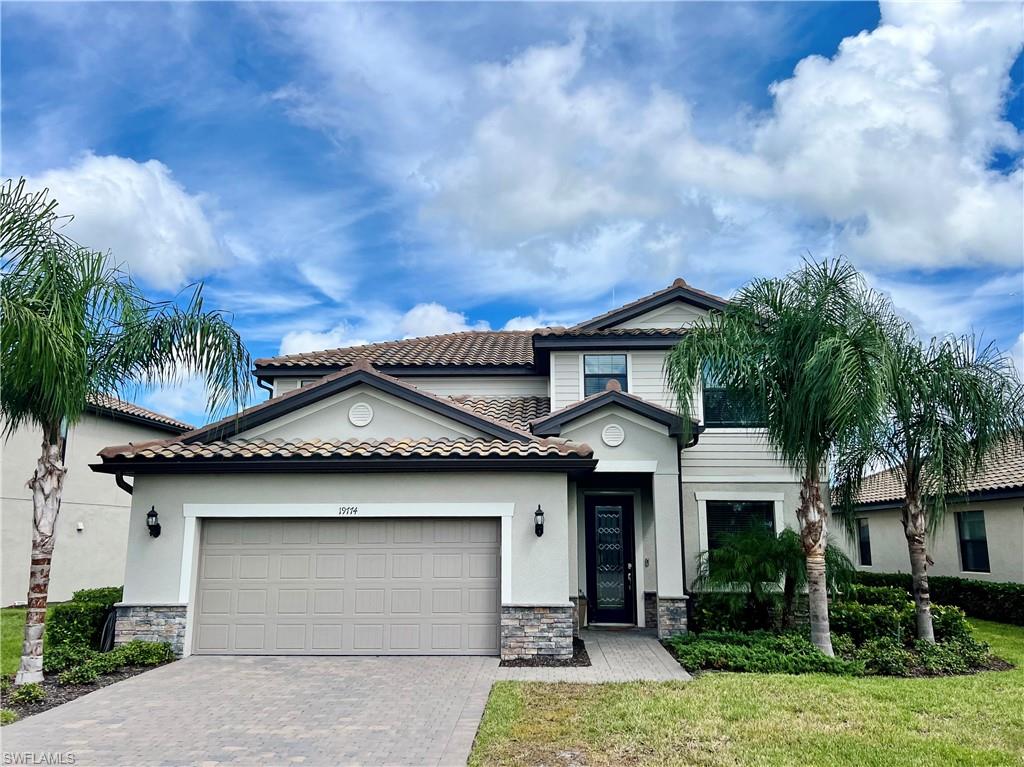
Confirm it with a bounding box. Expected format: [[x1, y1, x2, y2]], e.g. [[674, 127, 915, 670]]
[[114, 604, 188, 656], [656, 595, 688, 639], [500, 605, 573, 661]]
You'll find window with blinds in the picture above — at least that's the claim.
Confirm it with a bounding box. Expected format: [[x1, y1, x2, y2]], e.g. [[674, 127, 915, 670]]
[[701, 369, 764, 428], [704, 500, 776, 552]]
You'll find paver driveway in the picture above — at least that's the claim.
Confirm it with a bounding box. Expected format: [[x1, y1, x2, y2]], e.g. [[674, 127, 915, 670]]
[[1, 655, 498, 767]]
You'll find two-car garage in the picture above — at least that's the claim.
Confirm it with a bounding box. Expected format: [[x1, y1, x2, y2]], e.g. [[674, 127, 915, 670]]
[[191, 517, 501, 655]]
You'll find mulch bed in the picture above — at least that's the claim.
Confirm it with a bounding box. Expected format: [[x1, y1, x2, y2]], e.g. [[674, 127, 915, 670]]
[[1, 665, 169, 723], [500, 637, 591, 667]]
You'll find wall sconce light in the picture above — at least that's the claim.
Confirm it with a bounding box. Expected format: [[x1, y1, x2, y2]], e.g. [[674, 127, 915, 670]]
[[146, 506, 161, 538], [534, 504, 544, 537]]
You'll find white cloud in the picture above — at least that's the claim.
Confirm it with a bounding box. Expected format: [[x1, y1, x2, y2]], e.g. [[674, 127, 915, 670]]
[[278, 302, 490, 355], [1012, 332, 1024, 376], [32, 153, 229, 290], [273, 2, 1022, 306]]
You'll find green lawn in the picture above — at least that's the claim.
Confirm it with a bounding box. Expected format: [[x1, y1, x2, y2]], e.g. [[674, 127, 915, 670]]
[[470, 620, 1024, 767], [1, 607, 27, 677]]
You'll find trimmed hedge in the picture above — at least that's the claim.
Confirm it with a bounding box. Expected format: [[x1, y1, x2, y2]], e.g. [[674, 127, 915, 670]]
[[667, 631, 864, 676], [46, 585, 122, 656], [854, 572, 1024, 626]]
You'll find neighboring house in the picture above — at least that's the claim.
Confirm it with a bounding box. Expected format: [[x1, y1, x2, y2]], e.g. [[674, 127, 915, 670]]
[[1, 395, 192, 606], [842, 445, 1024, 584], [91, 279, 805, 660]]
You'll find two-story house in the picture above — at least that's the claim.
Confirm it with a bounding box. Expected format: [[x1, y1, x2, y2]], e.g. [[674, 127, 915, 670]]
[[92, 279, 802, 660]]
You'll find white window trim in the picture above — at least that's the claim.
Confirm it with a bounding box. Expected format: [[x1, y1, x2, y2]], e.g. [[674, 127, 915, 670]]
[[694, 490, 786, 553], [178, 502, 516, 653]]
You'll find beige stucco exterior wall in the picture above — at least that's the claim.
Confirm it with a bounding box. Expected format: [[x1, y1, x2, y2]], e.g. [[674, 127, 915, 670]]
[[841, 498, 1024, 584], [239, 386, 488, 442], [122, 471, 571, 608], [2, 414, 175, 605]]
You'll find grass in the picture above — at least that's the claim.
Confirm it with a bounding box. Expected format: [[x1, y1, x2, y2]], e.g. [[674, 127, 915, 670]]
[[470, 620, 1024, 767], [1, 608, 27, 677]]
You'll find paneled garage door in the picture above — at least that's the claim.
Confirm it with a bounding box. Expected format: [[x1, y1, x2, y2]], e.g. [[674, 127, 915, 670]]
[[193, 517, 500, 655]]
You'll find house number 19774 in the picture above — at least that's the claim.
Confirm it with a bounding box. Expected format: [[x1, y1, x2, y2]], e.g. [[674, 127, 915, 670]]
[[337, 506, 359, 516]]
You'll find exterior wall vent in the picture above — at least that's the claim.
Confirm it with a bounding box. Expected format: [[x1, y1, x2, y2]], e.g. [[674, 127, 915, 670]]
[[601, 423, 625, 447], [348, 402, 374, 427]]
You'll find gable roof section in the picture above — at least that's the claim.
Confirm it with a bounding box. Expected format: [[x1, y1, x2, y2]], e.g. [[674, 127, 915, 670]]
[[570, 278, 728, 331], [856, 441, 1024, 508], [530, 381, 697, 438], [86, 393, 192, 433], [180, 359, 530, 443], [254, 331, 536, 374]]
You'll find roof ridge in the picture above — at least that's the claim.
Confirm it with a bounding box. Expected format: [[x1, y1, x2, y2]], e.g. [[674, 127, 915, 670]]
[[569, 277, 728, 331]]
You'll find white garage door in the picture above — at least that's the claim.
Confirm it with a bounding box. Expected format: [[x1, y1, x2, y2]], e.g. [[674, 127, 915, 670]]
[[193, 517, 500, 655]]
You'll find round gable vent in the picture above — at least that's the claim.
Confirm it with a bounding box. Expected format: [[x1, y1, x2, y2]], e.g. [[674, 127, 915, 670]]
[[348, 402, 374, 427], [601, 423, 625, 447]]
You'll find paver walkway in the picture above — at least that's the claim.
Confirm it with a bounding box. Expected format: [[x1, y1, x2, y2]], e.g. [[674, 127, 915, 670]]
[[496, 628, 691, 682], [1, 630, 687, 766], [0, 655, 497, 767]]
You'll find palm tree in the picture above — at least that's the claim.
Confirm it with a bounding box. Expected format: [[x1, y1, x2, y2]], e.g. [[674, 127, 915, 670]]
[[835, 328, 1024, 642], [692, 526, 855, 632], [1, 178, 252, 683], [666, 260, 890, 655]]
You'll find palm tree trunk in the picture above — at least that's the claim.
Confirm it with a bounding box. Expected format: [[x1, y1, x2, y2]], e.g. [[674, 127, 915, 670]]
[[902, 494, 935, 643], [15, 431, 66, 685], [797, 474, 834, 656]]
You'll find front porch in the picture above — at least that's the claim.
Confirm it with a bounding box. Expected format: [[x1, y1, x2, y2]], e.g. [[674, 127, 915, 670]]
[[569, 471, 690, 640], [496, 627, 691, 682]]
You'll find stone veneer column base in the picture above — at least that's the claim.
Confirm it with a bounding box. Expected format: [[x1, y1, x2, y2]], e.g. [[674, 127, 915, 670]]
[[114, 604, 187, 656], [656, 595, 689, 639], [501, 605, 573, 661]]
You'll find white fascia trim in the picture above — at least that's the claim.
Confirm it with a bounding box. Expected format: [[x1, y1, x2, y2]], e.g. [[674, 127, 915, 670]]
[[595, 460, 658, 473], [694, 491, 787, 554]]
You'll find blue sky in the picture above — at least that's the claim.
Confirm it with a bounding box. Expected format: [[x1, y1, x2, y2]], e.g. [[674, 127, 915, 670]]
[[2, 1, 1022, 426]]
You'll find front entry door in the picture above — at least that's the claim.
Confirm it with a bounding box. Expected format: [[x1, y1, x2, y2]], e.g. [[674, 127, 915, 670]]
[[585, 495, 636, 624]]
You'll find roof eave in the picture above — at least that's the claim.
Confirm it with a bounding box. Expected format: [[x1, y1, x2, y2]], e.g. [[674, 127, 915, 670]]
[[855, 485, 1024, 511], [91, 456, 598, 475], [531, 390, 700, 439], [571, 285, 728, 332], [84, 404, 191, 435]]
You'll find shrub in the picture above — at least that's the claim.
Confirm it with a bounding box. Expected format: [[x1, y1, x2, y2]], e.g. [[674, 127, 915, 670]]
[[46, 584, 122, 655], [46, 601, 109, 651], [667, 631, 864, 676], [70, 586, 123, 605], [844, 584, 910, 609], [9, 682, 46, 704], [854, 572, 1024, 626], [831, 633, 856, 659], [931, 605, 972, 643], [57, 641, 174, 686], [58, 664, 99, 685], [43, 644, 99, 674], [857, 638, 915, 677], [0, 709, 17, 726], [0, 676, 11, 695], [829, 601, 914, 646]]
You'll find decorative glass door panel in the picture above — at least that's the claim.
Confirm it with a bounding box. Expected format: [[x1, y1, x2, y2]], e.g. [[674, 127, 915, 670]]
[[585, 495, 636, 624]]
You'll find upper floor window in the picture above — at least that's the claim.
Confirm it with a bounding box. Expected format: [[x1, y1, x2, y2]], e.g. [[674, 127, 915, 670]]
[[856, 518, 872, 566], [702, 369, 764, 428], [584, 354, 627, 397], [956, 510, 990, 573]]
